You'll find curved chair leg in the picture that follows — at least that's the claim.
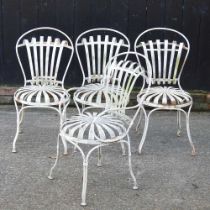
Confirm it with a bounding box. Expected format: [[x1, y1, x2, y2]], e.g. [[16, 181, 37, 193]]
[[62, 101, 69, 122], [81, 159, 88, 206], [138, 110, 151, 154], [59, 103, 70, 155], [18, 105, 25, 134], [136, 108, 143, 133], [12, 101, 22, 153], [82, 103, 85, 112], [177, 111, 182, 137], [61, 136, 68, 155], [127, 135, 138, 189], [74, 99, 81, 114], [81, 145, 102, 206], [120, 142, 126, 156], [185, 106, 196, 155], [73, 143, 78, 153], [97, 147, 102, 167], [48, 135, 61, 179]]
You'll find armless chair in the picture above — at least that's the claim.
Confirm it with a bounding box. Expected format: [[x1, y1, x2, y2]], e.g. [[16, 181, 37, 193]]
[[48, 52, 152, 206], [134, 27, 195, 155], [72, 28, 130, 112], [13, 27, 74, 153]]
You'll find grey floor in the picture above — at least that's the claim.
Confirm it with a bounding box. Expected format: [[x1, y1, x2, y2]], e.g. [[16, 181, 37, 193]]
[[0, 106, 210, 210]]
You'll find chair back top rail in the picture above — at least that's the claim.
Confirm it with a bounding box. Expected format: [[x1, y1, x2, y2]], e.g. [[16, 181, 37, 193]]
[[103, 51, 152, 109], [134, 27, 190, 86], [16, 27, 74, 87], [75, 28, 130, 86]]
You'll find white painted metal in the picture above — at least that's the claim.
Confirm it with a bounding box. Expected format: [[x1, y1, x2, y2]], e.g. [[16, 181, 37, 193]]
[[48, 52, 152, 206], [73, 28, 130, 111], [13, 27, 74, 153], [134, 27, 195, 155]]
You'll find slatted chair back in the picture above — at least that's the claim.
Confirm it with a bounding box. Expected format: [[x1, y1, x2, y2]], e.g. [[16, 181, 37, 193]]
[[103, 52, 152, 110], [16, 27, 74, 87], [134, 27, 190, 86], [75, 28, 130, 86]]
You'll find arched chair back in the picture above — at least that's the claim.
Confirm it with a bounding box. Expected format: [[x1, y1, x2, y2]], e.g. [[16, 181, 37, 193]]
[[75, 28, 130, 86], [16, 27, 74, 87], [103, 52, 152, 110], [134, 27, 190, 87]]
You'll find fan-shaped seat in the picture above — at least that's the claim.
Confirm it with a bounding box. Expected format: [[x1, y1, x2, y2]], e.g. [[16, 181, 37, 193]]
[[60, 111, 128, 145], [139, 86, 191, 108], [14, 85, 70, 106], [73, 83, 126, 108]]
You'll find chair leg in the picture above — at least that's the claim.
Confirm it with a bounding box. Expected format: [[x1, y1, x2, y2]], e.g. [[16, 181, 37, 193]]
[[18, 105, 25, 134], [73, 143, 78, 153], [81, 159, 88, 206], [127, 136, 138, 189], [74, 143, 101, 206], [177, 111, 182, 137], [136, 108, 143, 133], [48, 135, 61, 179], [138, 110, 150, 154], [97, 147, 102, 167], [120, 142, 126, 156], [61, 136, 68, 155], [185, 106, 196, 155], [59, 104, 69, 155], [62, 106, 67, 122], [82, 103, 85, 111], [74, 100, 81, 114], [12, 101, 22, 153]]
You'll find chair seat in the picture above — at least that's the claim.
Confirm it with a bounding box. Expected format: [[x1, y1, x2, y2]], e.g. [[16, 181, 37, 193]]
[[14, 85, 70, 106], [74, 83, 125, 108], [138, 86, 192, 108], [60, 111, 128, 145]]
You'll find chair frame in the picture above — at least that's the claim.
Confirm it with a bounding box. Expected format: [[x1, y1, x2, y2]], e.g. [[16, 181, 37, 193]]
[[48, 52, 152, 206], [12, 27, 74, 153], [134, 27, 195, 155]]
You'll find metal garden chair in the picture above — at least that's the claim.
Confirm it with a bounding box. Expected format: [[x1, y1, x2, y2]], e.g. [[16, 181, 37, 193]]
[[134, 27, 195, 155], [12, 27, 74, 153], [48, 52, 152, 206], [72, 28, 130, 112]]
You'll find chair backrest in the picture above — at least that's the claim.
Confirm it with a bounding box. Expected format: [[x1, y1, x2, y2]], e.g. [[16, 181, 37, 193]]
[[16, 27, 74, 87], [134, 27, 190, 86], [103, 52, 152, 109], [75, 28, 130, 86]]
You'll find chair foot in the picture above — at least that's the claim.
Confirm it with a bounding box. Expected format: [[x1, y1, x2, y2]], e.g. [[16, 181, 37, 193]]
[[133, 185, 138, 190], [48, 175, 54, 180], [191, 148, 196, 156], [135, 125, 141, 133], [138, 149, 142, 155], [12, 148, 17, 153], [122, 151, 126, 156], [97, 162, 102, 167], [19, 126, 23, 134], [137, 130, 141, 135], [73, 145, 77, 153], [63, 151, 68, 155], [48, 155, 57, 159], [48, 154, 67, 159], [80, 202, 87, 206], [176, 129, 181, 137]]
